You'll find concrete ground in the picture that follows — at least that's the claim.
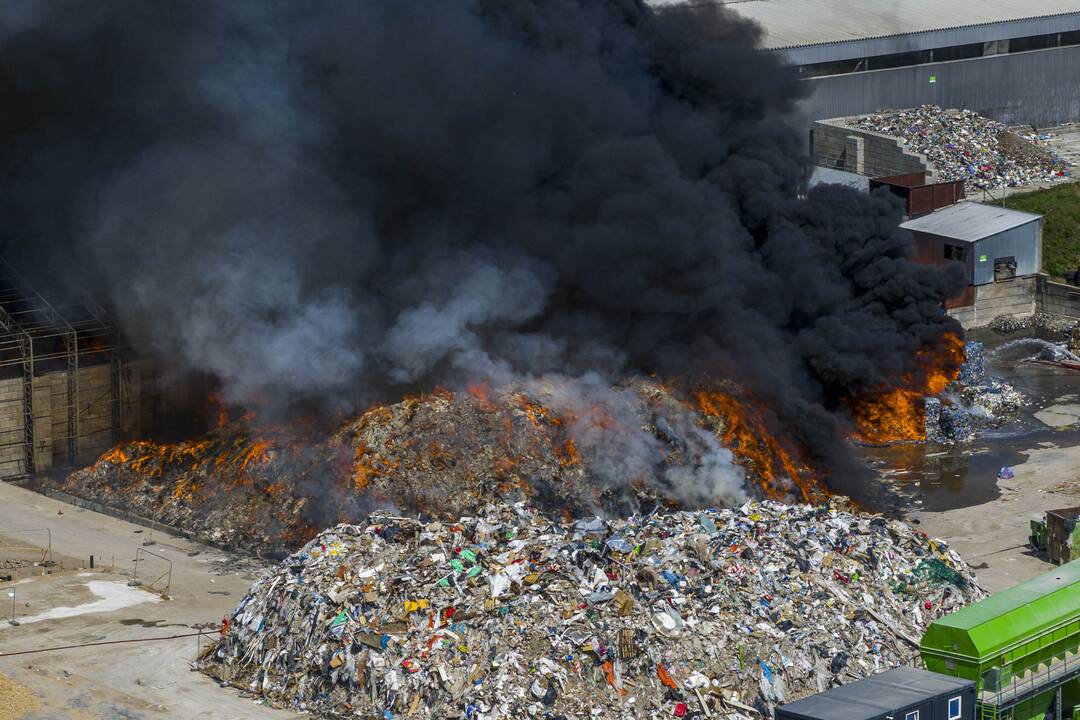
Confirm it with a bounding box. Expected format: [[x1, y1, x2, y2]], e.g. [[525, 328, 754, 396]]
[[916, 439, 1080, 593], [0, 482, 291, 720]]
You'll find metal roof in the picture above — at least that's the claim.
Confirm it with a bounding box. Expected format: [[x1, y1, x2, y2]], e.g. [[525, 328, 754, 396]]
[[921, 558, 1080, 661], [899, 201, 1042, 243], [649, 1, 1080, 48], [777, 667, 974, 720]]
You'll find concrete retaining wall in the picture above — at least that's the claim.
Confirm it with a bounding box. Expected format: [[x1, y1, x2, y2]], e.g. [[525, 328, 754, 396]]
[[812, 119, 929, 178], [948, 275, 1080, 329], [1038, 276, 1080, 319], [43, 488, 183, 539]]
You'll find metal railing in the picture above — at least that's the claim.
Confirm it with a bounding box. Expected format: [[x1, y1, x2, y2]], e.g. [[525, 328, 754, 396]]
[[131, 547, 173, 596], [980, 648, 1080, 718], [0, 527, 52, 564]]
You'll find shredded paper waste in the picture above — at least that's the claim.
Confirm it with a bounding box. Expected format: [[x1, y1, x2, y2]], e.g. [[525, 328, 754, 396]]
[[202, 499, 984, 719], [850, 105, 1070, 190]]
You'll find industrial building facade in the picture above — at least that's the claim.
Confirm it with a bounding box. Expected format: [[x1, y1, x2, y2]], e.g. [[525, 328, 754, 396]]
[[651, 1, 1080, 128], [0, 261, 172, 478]]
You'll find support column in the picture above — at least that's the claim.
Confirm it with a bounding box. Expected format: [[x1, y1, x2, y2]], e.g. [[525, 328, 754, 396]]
[[65, 332, 78, 465], [110, 355, 123, 443], [20, 334, 34, 475], [152, 359, 163, 435]]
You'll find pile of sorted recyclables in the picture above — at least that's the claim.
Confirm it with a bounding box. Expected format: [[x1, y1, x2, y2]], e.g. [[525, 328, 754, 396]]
[[925, 341, 1021, 445], [850, 105, 1069, 190], [202, 499, 984, 719]]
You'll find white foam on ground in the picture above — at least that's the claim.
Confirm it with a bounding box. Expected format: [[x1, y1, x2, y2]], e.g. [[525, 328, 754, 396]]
[[10, 581, 160, 625]]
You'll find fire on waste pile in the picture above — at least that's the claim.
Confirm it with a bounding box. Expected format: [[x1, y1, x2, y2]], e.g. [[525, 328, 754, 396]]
[[848, 337, 1021, 446], [924, 342, 1022, 445], [60, 378, 827, 556], [200, 499, 983, 719]]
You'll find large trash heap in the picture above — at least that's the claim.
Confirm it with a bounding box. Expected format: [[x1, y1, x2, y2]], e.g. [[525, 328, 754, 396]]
[[850, 105, 1069, 190], [202, 499, 983, 719]]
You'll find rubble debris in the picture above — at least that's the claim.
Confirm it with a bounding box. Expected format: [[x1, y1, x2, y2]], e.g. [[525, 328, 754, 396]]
[[201, 499, 985, 720], [850, 106, 1070, 190], [60, 379, 825, 557], [987, 312, 1079, 336], [925, 342, 1021, 445]]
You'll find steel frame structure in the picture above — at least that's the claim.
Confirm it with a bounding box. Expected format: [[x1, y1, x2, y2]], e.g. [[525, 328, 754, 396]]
[[0, 259, 120, 475]]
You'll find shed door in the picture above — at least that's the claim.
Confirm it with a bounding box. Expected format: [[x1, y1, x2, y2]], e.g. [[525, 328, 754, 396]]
[[994, 256, 1017, 281]]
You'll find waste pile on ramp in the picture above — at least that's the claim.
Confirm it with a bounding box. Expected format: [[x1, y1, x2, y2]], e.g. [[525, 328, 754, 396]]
[[850, 105, 1069, 190], [201, 499, 984, 719]]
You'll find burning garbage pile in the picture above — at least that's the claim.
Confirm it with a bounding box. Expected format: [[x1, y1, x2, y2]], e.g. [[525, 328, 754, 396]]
[[925, 342, 1022, 445], [850, 105, 1070, 190], [849, 333, 965, 445], [848, 337, 1020, 446], [60, 378, 828, 556], [200, 499, 984, 719]]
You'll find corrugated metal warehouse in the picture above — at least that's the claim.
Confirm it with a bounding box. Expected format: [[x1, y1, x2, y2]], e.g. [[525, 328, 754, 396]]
[[898, 201, 1041, 317], [901, 202, 1043, 287], [650, 0, 1080, 127]]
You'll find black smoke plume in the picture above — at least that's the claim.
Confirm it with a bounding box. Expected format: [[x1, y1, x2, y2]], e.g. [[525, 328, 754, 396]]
[[0, 1, 965, 501]]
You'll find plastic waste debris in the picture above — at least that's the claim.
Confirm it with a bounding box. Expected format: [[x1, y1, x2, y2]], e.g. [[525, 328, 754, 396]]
[[850, 105, 1070, 191], [925, 342, 1022, 445], [201, 498, 985, 719]]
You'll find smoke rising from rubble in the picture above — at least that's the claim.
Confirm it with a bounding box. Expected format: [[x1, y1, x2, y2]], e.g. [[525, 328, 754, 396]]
[[0, 1, 964, 502]]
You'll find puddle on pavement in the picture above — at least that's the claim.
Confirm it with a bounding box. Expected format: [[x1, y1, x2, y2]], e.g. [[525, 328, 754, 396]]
[[862, 355, 1080, 513]]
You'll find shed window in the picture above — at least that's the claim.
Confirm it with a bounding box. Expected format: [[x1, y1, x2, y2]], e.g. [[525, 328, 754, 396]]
[[944, 244, 967, 262], [948, 696, 962, 720], [906, 711, 920, 720]]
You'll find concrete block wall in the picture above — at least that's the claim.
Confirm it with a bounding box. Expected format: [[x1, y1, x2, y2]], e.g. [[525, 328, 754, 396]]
[[0, 377, 26, 476], [32, 376, 53, 472], [0, 359, 155, 478], [48, 364, 128, 466], [948, 274, 1080, 328], [812, 119, 930, 178], [947, 276, 1037, 329], [1037, 276, 1080, 320]]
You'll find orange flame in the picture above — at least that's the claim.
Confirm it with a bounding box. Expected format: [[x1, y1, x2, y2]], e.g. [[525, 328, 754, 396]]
[[850, 333, 965, 444], [466, 382, 498, 412], [696, 390, 825, 503], [209, 393, 229, 429]]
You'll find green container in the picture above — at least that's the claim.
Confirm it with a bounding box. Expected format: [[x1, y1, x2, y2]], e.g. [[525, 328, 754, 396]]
[[921, 558, 1080, 714], [1031, 519, 1048, 552]]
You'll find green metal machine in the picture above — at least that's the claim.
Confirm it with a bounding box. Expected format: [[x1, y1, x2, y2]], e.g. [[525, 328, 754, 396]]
[[921, 559, 1080, 720]]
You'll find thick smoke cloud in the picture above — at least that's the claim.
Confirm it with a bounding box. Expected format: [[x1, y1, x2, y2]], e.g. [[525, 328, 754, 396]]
[[0, 0, 964, 498]]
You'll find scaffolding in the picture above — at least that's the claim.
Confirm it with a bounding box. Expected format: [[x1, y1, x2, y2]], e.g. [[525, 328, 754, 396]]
[[0, 259, 121, 476]]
